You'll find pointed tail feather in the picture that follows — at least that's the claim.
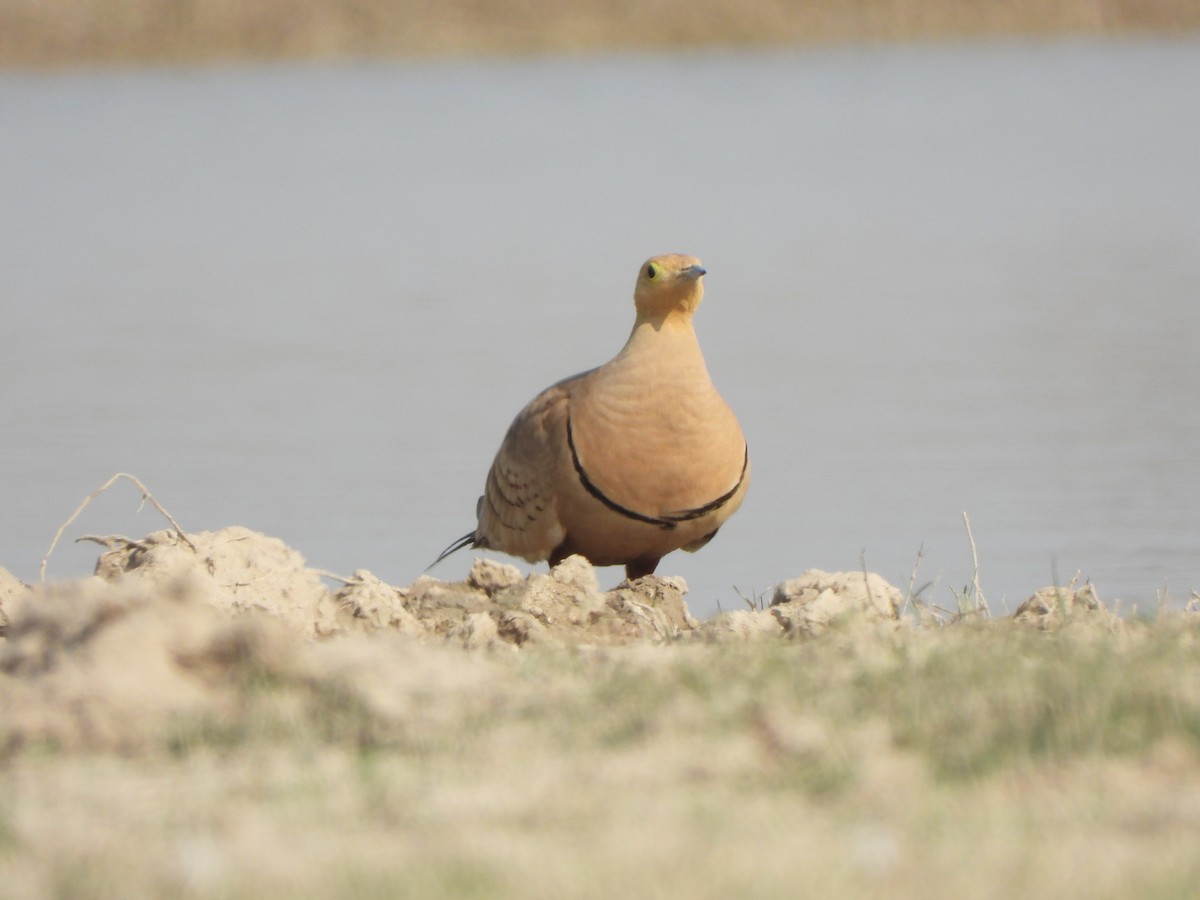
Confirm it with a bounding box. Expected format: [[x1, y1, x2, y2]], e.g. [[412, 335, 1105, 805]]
[[426, 531, 477, 571]]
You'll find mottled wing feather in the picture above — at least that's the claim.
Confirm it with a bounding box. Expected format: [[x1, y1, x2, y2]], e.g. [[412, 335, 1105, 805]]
[[476, 376, 580, 562]]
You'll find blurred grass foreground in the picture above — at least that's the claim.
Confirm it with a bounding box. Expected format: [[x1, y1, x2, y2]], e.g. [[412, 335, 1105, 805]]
[[3, 0, 1199, 67], [3, 525, 1200, 898]]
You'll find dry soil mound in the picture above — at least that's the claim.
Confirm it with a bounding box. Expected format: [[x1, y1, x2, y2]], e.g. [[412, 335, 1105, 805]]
[[1, 524, 1122, 754]]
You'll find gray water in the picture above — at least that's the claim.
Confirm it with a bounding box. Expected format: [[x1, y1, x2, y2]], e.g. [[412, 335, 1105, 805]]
[[3, 38, 1198, 618]]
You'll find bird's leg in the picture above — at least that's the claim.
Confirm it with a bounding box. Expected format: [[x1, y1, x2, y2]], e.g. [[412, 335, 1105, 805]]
[[624, 557, 661, 580]]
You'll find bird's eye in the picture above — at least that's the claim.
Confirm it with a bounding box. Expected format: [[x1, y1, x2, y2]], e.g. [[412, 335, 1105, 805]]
[[646, 264, 657, 279]]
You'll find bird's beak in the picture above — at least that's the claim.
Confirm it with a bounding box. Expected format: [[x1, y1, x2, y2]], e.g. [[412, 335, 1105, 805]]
[[683, 265, 707, 279]]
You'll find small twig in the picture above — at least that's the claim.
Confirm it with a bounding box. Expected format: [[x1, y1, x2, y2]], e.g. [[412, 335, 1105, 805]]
[[1050, 556, 1068, 620], [860, 547, 878, 611], [1156, 584, 1170, 614], [962, 511, 989, 617], [733, 585, 768, 612], [75, 534, 151, 551], [310, 568, 362, 585], [901, 542, 927, 618], [917, 600, 953, 626], [41, 472, 195, 582]]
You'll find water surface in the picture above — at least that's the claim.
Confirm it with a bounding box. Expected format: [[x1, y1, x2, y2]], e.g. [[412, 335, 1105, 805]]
[[2, 38, 1198, 616]]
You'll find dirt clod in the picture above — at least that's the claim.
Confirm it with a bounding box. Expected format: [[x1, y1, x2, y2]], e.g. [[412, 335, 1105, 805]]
[[769, 569, 902, 638], [1013, 583, 1118, 630]]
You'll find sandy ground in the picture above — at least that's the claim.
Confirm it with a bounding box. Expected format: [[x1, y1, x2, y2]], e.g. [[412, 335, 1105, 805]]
[[2, 0, 1199, 67], [3, 521, 1200, 897]]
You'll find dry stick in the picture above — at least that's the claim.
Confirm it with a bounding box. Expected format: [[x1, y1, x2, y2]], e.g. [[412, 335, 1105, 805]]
[[75, 534, 152, 551], [859, 547, 878, 611], [962, 510, 989, 617], [309, 568, 361, 585], [900, 541, 927, 619], [40, 472, 196, 582]]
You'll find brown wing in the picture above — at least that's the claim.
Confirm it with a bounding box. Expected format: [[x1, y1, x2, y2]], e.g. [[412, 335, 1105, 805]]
[[475, 372, 588, 563]]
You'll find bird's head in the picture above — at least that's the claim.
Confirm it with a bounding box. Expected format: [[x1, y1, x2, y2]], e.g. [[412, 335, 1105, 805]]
[[632, 254, 707, 321]]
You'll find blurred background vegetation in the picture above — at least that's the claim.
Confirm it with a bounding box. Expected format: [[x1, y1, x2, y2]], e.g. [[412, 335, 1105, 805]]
[[3, 0, 1199, 68]]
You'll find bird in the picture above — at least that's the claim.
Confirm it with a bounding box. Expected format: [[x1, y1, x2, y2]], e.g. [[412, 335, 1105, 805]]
[[432, 253, 749, 580]]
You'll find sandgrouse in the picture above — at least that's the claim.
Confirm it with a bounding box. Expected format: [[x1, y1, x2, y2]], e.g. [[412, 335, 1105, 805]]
[[434, 253, 749, 579]]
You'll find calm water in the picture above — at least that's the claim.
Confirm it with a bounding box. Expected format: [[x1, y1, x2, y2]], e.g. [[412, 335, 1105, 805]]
[[2, 38, 1198, 617]]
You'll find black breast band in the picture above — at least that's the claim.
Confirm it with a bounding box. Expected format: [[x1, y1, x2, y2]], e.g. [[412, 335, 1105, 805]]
[[565, 412, 748, 531]]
